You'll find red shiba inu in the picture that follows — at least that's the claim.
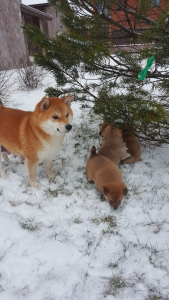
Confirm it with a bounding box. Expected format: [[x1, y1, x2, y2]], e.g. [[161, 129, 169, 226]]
[[0, 95, 73, 187], [98, 124, 130, 165], [86, 146, 127, 209], [99, 122, 141, 164]]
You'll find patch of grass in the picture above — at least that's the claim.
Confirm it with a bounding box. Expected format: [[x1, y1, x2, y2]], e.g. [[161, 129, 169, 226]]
[[100, 215, 117, 227], [147, 296, 163, 300], [73, 216, 83, 224], [0, 189, 3, 196], [9, 200, 20, 207], [105, 274, 136, 297], [20, 219, 39, 232], [45, 183, 73, 197], [144, 219, 167, 234], [146, 286, 169, 300], [92, 215, 117, 234], [45, 188, 59, 198], [25, 200, 35, 206]]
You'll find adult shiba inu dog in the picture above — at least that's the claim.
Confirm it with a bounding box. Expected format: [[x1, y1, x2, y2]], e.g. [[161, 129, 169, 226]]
[[86, 146, 127, 209], [0, 95, 73, 187]]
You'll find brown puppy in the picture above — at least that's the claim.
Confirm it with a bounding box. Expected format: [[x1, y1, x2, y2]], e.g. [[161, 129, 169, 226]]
[[86, 146, 127, 209], [122, 129, 141, 164], [99, 122, 141, 164], [98, 125, 130, 165], [99, 122, 109, 136]]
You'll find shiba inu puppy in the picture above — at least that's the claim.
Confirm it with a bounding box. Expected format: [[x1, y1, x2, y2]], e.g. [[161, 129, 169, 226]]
[[0, 95, 73, 187], [122, 126, 141, 164], [99, 122, 109, 136], [98, 124, 130, 165], [86, 146, 127, 209], [99, 122, 141, 164]]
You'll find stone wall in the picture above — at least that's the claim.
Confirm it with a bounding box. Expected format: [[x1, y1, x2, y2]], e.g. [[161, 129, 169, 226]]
[[0, 0, 28, 71], [42, 6, 67, 39]]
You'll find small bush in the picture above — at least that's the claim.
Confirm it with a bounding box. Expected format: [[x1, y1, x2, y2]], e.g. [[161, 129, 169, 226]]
[[17, 56, 46, 90], [0, 69, 14, 101]]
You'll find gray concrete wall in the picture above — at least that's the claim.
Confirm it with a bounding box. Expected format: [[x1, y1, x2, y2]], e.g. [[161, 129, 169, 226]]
[[0, 0, 28, 70], [43, 6, 67, 39]]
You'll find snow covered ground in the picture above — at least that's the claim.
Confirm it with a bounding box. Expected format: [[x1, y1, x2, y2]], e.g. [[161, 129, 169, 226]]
[[0, 70, 169, 300]]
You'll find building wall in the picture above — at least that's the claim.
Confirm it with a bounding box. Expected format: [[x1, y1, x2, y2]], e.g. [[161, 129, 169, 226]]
[[36, 5, 67, 39], [44, 6, 56, 38], [110, 0, 169, 30], [0, 0, 28, 71]]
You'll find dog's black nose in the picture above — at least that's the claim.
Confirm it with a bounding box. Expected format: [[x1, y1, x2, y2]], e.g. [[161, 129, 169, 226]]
[[65, 124, 72, 131]]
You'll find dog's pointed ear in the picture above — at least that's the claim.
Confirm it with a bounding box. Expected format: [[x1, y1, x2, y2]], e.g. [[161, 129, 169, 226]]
[[103, 187, 109, 195], [39, 97, 50, 111], [62, 95, 72, 107]]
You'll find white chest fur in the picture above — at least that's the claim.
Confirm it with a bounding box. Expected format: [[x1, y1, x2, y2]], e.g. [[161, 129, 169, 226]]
[[38, 134, 65, 162]]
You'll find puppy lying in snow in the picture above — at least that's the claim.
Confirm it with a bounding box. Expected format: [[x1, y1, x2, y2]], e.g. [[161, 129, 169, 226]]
[[98, 124, 130, 165], [86, 146, 127, 209]]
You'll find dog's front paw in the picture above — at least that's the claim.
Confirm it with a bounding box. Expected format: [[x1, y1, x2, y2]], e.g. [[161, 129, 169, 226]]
[[0, 169, 8, 178], [30, 181, 40, 188], [47, 172, 55, 179]]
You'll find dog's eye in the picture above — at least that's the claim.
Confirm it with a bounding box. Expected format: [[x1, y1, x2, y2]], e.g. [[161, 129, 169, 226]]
[[66, 113, 68, 117], [53, 116, 59, 120]]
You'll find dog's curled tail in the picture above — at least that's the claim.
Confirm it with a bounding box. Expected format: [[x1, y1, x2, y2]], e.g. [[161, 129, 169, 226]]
[[90, 145, 97, 157]]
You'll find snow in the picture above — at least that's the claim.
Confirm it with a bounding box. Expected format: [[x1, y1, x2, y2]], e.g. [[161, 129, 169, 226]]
[[21, 0, 49, 6], [0, 70, 169, 300]]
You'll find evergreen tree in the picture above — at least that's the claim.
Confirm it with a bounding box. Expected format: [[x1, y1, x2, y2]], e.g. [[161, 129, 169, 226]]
[[23, 0, 169, 143]]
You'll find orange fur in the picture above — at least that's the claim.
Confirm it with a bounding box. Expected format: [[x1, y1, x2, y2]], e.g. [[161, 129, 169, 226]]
[[99, 122, 141, 164], [86, 146, 127, 209], [99, 122, 109, 136], [122, 131, 141, 164], [0, 95, 73, 187], [98, 125, 130, 165]]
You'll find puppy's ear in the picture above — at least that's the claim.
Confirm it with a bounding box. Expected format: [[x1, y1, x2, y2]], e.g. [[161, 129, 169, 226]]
[[62, 95, 72, 107], [103, 187, 109, 195], [123, 187, 128, 196], [39, 97, 50, 111]]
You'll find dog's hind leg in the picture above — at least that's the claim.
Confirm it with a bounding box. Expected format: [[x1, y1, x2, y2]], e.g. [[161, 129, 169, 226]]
[[120, 143, 131, 161], [25, 158, 39, 188], [122, 155, 136, 164], [0, 145, 7, 178], [46, 160, 55, 179], [86, 169, 94, 184]]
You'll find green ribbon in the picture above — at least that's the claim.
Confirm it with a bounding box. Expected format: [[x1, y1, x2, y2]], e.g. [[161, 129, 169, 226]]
[[138, 55, 155, 83], [138, 34, 169, 83]]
